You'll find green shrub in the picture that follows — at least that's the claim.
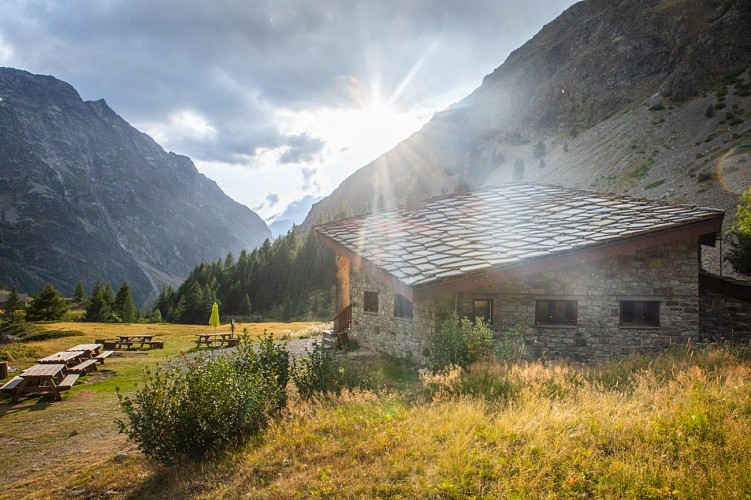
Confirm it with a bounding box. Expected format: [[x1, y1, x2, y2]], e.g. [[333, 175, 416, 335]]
[[116, 333, 290, 465], [291, 341, 346, 399], [0, 343, 39, 363], [697, 171, 714, 182], [233, 331, 290, 410], [496, 324, 525, 362], [429, 314, 495, 371]]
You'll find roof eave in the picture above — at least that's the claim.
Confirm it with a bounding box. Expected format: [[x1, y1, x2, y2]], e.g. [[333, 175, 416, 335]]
[[316, 213, 723, 304], [412, 215, 723, 301]]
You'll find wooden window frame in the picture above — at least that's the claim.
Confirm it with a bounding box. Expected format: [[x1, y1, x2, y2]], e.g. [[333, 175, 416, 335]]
[[619, 300, 660, 328], [363, 291, 379, 314], [535, 299, 578, 327], [472, 298, 493, 324], [393, 294, 413, 320]]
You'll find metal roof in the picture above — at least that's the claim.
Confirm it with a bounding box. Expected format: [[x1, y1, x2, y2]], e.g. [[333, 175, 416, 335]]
[[316, 184, 724, 294]]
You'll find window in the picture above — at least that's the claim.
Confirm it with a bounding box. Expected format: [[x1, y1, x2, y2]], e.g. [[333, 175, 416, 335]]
[[473, 299, 492, 323], [535, 299, 577, 326], [620, 300, 660, 327], [364, 291, 378, 313], [394, 294, 413, 320]]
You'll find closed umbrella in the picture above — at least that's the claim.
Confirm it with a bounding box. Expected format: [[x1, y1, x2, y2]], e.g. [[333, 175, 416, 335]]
[[209, 302, 220, 332]]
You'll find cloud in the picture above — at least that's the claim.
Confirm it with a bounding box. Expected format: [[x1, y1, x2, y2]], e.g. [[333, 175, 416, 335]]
[[266, 192, 280, 207], [279, 133, 324, 164], [300, 167, 319, 192], [0, 0, 578, 219]]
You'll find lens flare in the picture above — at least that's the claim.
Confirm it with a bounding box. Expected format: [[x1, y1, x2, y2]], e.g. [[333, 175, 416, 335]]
[[716, 145, 751, 195]]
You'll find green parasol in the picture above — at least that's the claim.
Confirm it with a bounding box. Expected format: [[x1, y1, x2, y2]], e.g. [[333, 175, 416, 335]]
[[209, 302, 220, 332]]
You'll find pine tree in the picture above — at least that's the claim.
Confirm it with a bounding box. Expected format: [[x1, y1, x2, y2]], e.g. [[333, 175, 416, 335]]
[[3, 286, 24, 323], [73, 282, 88, 303], [114, 282, 137, 323], [241, 294, 252, 317], [533, 140, 547, 158], [102, 283, 115, 306], [85, 286, 112, 322], [25, 284, 68, 321], [177, 281, 209, 324]]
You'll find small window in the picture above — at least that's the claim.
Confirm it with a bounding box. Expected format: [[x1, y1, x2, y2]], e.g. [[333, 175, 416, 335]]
[[364, 291, 378, 313], [620, 300, 659, 327], [473, 299, 492, 324], [535, 299, 577, 326], [394, 294, 413, 320]]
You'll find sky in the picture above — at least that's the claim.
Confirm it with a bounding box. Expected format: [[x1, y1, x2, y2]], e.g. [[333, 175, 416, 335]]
[[0, 0, 577, 234]]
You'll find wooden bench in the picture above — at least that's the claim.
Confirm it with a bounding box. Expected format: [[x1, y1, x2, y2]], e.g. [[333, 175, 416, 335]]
[[226, 338, 240, 347], [103, 341, 118, 350], [0, 376, 24, 393], [140, 341, 164, 349], [69, 359, 98, 375], [57, 374, 79, 390], [94, 351, 114, 364], [322, 330, 349, 350], [118, 341, 134, 349]]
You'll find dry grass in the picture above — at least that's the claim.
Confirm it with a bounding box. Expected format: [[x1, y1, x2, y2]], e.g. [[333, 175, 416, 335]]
[[209, 348, 751, 499], [3, 336, 751, 499]]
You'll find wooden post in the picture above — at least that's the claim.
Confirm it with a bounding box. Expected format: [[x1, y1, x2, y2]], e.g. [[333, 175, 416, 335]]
[[0, 361, 7, 379], [335, 253, 351, 331]]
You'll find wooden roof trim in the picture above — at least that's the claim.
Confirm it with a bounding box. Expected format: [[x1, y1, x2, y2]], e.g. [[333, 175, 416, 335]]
[[413, 217, 722, 301], [316, 229, 414, 301], [700, 272, 751, 301]]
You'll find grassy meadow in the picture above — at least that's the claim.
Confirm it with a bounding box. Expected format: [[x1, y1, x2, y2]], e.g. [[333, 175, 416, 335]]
[[2, 323, 751, 498]]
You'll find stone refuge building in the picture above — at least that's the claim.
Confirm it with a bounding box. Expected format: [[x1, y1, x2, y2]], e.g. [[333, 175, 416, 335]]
[[315, 183, 725, 363]]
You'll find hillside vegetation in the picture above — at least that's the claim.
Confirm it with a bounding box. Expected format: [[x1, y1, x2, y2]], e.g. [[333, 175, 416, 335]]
[[153, 229, 335, 323]]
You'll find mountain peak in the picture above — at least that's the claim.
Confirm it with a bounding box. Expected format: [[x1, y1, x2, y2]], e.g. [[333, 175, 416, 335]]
[[0, 69, 271, 306]]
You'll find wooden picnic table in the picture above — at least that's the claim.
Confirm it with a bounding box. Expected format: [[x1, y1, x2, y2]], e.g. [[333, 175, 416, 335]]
[[195, 333, 239, 348], [118, 335, 153, 343], [116, 335, 161, 349], [68, 343, 103, 359], [37, 350, 85, 367], [7, 363, 78, 402]]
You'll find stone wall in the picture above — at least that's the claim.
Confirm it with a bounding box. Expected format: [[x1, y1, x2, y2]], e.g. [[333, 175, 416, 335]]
[[351, 270, 447, 364], [351, 237, 701, 363], [699, 274, 751, 343]]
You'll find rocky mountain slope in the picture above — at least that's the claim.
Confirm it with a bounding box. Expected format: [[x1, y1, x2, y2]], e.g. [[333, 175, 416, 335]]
[[0, 68, 271, 306], [302, 0, 751, 249]]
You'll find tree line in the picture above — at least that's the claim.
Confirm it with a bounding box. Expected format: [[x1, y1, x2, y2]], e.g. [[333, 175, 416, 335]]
[[2, 280, 140, 324], [153, 230, 336, 325]]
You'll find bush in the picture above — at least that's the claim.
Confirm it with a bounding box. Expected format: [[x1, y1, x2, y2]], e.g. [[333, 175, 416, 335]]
[[291, 341, 365, 399], [696, 171, 714, 182], [429, 314, 495, 371], [116, 333, 290, 465], [233, 331, 290, 410]]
